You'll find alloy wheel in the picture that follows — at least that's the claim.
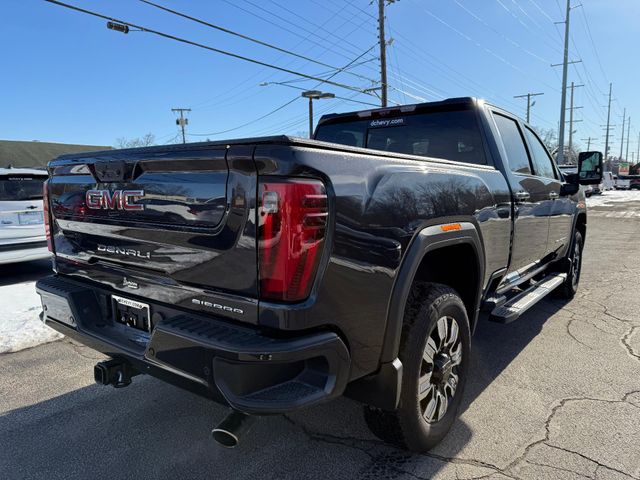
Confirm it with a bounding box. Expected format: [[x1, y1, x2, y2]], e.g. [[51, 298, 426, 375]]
[[418, 316, 463, 423], [571, 240, 581, 288]]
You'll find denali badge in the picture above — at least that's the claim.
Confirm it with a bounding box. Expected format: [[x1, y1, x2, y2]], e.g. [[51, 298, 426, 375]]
[[97, 244, 151, 259], [192, 298, 244, 315], [86, 189, 145, 211]]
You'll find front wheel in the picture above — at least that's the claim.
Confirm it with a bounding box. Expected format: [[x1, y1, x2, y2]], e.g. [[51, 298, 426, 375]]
[[364, 283, 471, 451], [556, 230, 583, 299]]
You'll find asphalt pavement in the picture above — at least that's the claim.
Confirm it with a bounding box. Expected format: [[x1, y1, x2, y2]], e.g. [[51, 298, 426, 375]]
[[1, 199, 640, 480]]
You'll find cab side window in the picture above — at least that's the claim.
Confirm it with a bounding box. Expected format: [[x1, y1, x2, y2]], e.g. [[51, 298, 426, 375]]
[[493, 113, 532, 175], [524, 127, 557, 179]]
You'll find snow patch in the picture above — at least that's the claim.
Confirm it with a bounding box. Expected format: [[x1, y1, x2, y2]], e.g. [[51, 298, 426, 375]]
[[0, 281, 63, 353], [586, 190, 640, 208]]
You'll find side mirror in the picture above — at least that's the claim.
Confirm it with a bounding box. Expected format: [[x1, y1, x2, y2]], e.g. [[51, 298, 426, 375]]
[[577, 151, 603, 185], [561, 173, 580, 195]]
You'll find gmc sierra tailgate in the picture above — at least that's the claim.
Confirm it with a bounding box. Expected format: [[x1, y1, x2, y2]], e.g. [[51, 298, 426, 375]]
[[47, 144, 258, 301]]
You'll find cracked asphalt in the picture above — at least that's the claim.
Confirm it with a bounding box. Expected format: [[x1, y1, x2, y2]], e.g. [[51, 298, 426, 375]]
[[1, 199, 640, 479]]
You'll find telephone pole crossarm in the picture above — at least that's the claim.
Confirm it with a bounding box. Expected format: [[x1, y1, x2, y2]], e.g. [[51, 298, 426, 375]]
[[513, 92, 544, 123]]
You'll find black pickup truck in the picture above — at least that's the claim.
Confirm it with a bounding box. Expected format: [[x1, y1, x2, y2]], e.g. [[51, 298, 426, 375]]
[[36, 98, 602, 451]]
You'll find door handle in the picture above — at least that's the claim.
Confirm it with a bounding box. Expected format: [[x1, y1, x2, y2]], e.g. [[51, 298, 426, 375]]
[[514, 191, 530, 203], [548, 191, 559, 200]]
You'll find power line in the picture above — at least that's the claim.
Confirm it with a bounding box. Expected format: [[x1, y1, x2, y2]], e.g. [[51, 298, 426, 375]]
[[579, 5, 609, 86], [193, 45, 382, 137], [410, 0, 560, 93], [191, 5, 378, 112], [260, 81, 380, 107], [264, 0, 369, 55], [44, 0, 376, 97], [240, 0, 365, 61], [495, 0, 563, 55], [527, 0, 555, 22], [189, 97, 299, 137], [138, 0, 378, 86], [452, 0, 550, 64]]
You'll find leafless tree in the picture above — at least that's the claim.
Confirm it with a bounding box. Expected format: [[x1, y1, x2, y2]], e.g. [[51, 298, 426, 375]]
[[114, 133, 156, 149]]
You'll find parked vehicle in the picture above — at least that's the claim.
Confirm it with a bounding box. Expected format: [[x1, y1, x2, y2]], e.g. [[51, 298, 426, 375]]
[[36, 98, 602, 452], [628, 176, 640, 190], [0, 167, 51, 265], [615, 176, 631, 190]]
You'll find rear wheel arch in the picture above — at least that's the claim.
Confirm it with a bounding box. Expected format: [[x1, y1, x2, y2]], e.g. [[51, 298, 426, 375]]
[[380, 222, 485, 364]]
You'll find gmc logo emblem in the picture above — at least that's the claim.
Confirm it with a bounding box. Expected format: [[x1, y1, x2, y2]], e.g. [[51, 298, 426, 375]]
[[86, 189, 145, 211]]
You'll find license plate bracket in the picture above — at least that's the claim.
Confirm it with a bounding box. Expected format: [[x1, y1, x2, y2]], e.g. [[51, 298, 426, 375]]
[[112, 295, 151, 332]]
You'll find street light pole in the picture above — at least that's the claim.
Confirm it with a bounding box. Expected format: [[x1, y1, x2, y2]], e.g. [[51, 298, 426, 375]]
[[308, 96, 314, 140], [301, 90, 335, 138]]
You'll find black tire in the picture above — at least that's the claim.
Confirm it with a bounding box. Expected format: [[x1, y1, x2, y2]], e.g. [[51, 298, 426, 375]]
[[556, 230, 583, 299], [364, 283, 471, 451]]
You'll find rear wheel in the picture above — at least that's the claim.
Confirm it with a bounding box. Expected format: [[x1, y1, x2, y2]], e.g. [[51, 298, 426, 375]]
[[364, 283, 470, 451], [556, 230, 583, 299]]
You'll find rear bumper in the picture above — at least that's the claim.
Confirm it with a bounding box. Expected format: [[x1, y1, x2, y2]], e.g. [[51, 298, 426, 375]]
[[36, 275, 350, 415]]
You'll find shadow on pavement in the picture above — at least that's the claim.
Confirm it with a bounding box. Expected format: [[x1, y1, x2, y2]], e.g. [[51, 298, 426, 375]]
[[0, 297, 569, 480], [0, 259, 52, 287]]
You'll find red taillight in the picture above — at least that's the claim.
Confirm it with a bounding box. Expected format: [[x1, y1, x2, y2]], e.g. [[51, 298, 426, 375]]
[[258, 178, 328, 302], [42, 180, 54, 252]]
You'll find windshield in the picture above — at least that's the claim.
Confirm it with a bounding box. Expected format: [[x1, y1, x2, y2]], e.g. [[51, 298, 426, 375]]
[[0, 175, 46, 201], [315, 108, 486, 165]]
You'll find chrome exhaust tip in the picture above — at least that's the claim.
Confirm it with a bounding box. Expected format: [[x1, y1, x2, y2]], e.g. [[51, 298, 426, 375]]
[[212, 411, 256, 448]]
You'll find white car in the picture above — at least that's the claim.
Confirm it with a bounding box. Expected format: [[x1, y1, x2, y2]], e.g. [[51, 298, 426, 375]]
[[0, 167, 51, 265], [615, 177, 631, 190]]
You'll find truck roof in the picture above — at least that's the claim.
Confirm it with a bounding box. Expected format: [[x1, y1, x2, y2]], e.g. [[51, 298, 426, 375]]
[[316, 97, 480, 126]]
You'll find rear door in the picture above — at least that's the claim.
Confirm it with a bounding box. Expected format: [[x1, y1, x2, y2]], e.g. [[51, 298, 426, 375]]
[[0, 172, 47, 243], [491, 113, 549, 272]]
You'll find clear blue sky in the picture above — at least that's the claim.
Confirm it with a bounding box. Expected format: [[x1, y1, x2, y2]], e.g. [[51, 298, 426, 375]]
[[3, 0, 638, 156]]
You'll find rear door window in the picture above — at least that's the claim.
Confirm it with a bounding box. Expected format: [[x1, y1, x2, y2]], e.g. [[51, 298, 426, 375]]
[[315, 108, 487, 165], [314, 120, 367, 147], [0, 175, 46, 201], [524, 127, 557, 179]]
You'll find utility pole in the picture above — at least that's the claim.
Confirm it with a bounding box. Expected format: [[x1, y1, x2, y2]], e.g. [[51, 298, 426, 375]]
[[378, 0, 389, 107], [636, 131, 640, 165], [513, 92, 544, 123], [567, 82, 584, 162], [553, 0, 581, 165], [172, 108, 191, 144], [625, 119, 631, 161], [603, 83, 613, 165], [619, 108, 626, 161], [581, 137, 595, 150]]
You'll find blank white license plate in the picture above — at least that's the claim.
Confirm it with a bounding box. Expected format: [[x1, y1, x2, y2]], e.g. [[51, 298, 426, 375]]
[[18, 211, 43, 225]]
